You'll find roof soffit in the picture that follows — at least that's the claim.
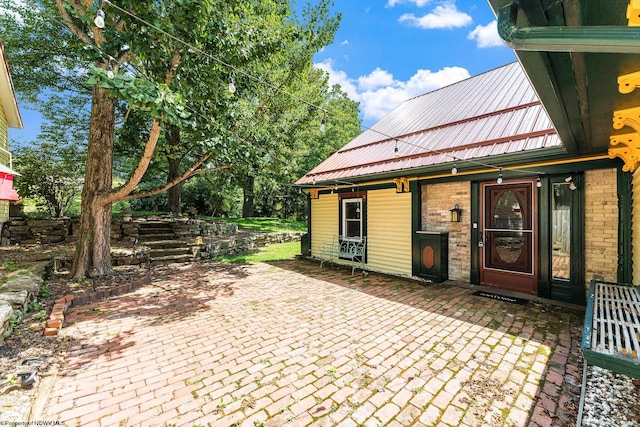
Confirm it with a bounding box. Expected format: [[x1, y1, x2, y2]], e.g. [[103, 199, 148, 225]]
[[0, 39, 23, 129]]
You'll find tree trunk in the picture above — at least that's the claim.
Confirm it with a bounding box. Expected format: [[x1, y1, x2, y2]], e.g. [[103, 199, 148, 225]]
[[242, 174, 255, 218], [71, 85, 116, 279], [167, 125, 181, 214]]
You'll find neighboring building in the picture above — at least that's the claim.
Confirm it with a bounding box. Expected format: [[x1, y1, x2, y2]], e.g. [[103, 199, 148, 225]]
[[297, 58, 626, 306], [0, 37, 23, 222]]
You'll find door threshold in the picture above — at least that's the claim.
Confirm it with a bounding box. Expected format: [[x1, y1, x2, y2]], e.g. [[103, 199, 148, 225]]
[[445, 280, 586, 311]]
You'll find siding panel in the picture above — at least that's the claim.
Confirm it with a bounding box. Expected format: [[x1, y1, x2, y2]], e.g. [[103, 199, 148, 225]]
[[0, 102, 8, 222], [367, 189, 412, 275], [310, 194, 338, 258]]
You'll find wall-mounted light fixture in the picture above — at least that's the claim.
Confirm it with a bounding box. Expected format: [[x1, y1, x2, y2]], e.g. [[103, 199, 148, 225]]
[[565, 176, 577, 191], [450, 204, 462, 222]]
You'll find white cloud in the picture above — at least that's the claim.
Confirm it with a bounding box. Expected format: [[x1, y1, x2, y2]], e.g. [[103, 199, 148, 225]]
[[398, 3, 472, 29], [467, 20, 503, 48], [315, 59, 470, 122], [357, 68, 395, 91], [341, 40, 350, 46], [387, 0, 432, 7], [314, 59, 359, 100]]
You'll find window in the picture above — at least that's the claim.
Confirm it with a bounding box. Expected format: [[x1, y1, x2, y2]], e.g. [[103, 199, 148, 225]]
[[342, 198, 362, 240], [551, 182, 571, 280]]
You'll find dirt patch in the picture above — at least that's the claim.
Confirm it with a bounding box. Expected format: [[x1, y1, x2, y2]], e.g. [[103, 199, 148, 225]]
[[0, 243, 149, 422]]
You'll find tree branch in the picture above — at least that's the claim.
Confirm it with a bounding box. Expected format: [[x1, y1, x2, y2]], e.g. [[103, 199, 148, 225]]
[[100, 50, 183, 205], [55, 0, 93, 45], [115, 107, 131, 125], [102, 120, 161, 205], [120, 161, 234, 202]]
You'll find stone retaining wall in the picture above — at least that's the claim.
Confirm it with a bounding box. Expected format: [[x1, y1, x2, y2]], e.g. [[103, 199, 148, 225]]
[[202, 232, 304, 258], [0, 217, 238, 246]]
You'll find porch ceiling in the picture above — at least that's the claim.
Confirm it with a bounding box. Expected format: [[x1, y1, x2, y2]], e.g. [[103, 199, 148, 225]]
[[487, 0, 640, 156]]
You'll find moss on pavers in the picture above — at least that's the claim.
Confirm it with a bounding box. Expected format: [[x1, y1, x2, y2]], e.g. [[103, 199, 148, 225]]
[[40, 260, 584, 426]]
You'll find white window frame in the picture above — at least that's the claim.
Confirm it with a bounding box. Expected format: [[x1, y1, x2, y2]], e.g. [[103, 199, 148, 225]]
[[342, 197, 363, 241]]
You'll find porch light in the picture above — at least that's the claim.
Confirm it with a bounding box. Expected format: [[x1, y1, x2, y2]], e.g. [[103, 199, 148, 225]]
[[536, 176, 542, 188], [497, 168, 503, 184], [228, 75, 236, 94], [451, 163, 458, 174], [94, 8, 105, 28], [450, 204, 462, 222]]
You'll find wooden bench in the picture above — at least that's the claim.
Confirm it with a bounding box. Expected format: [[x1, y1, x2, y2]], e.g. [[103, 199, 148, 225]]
[[582, 278, 640, 378], [319, 235, 367, 275]]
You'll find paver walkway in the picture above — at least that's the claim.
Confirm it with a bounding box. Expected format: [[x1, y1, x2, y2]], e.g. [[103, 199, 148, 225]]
[[42, 260, 584, 426]]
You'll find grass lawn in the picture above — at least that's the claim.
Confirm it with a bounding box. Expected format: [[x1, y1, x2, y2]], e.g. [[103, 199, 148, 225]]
[[208, 217, 307, 233], [216, 241, 300, 263]]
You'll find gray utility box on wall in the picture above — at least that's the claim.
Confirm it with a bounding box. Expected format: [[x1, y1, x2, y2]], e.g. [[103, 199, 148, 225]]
[[415, 231, 449, 283]]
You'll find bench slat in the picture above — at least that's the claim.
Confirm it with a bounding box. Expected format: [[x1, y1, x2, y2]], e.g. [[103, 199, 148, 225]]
[[319, 235, 367, 275]]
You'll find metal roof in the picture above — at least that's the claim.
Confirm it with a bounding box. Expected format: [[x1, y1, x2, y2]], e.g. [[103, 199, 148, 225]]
[[296, 62, 563, 185]]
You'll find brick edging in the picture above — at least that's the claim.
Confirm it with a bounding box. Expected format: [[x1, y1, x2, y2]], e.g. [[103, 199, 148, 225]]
[[43, 270, 152, 336]]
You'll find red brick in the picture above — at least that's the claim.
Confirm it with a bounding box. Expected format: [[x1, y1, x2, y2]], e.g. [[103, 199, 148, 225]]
[[44, 327, 59, 336], [46, 319, 62, 329]]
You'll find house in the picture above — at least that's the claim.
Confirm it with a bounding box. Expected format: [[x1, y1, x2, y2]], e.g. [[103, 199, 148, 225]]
[[296, 0, 638, 306], [0, 37, 23, 222]]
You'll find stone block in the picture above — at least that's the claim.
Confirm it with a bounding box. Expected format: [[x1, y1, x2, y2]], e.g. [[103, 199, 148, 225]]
[[0, 290, 29, 309], [1, 274, 43, 294], [0, 303, 13, 328], [26, 219, 66, 228]]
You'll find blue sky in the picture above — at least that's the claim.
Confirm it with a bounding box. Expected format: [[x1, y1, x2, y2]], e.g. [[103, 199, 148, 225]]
[[316, 0, 516, 127], [8, 0, 516, 146]]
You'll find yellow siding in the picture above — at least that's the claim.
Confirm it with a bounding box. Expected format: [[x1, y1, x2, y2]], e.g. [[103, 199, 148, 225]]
[[0, 102, 8, 222], [367, 188, 412, 275], [634, 168, 640, 284], [310, 193, 338, 257]]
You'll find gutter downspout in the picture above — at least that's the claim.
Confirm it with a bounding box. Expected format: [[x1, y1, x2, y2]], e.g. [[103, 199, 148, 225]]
[[498, 2, 640, 53]]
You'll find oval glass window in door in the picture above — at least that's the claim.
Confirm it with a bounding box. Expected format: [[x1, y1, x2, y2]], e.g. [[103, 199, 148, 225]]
[[493, 190, 524, 264]]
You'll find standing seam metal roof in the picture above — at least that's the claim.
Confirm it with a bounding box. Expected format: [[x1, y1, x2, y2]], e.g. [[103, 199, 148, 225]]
[[296, 62, 562, 185]]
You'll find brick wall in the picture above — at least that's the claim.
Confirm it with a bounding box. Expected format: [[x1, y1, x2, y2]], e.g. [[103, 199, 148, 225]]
[[584, 168, 618, 285], [421, 182, 471, 282]]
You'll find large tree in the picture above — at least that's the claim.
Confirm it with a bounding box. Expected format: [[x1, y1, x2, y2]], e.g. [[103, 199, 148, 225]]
[[4, 0, 339, 278]]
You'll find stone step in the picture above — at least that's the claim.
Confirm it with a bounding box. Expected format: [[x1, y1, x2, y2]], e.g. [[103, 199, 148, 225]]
[[137, 227, 174, 235], [150, 254, 194, 265], [137, 234, 175, 242], [149, 247, 194, 257], [142, 239, 188, 249]]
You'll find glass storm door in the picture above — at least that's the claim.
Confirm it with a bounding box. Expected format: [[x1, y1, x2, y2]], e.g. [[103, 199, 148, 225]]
[[480, 180, 538, 294]]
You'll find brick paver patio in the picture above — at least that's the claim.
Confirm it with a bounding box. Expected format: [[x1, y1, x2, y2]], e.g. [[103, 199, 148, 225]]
[[43, 260, 583, 426]]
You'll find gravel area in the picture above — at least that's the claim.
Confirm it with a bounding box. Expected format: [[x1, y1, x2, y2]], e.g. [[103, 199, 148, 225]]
[[581, 365, 640, 426]]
